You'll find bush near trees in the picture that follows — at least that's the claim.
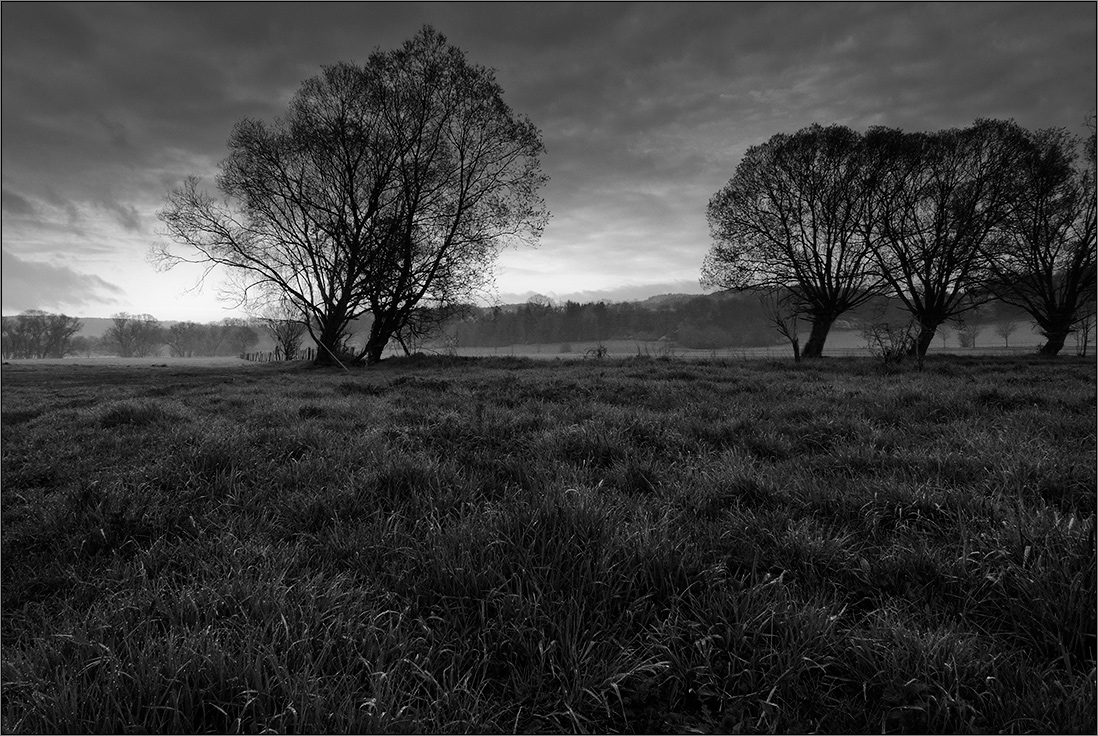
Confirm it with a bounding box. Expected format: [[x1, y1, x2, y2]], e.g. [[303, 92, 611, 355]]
[[155, 26, 548, 366], [704, 118, 1096, 357]]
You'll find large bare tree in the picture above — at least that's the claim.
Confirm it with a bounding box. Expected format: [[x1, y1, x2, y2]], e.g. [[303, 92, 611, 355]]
[[985, 125, 1096, 355], [702, 124, 884, 358], [155, 26, 547, 365], [869, 119, 1028, 356]]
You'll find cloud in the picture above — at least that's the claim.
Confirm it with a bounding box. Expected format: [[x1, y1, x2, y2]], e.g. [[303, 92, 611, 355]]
[[0, 2, 1094, 321], [2, 189, 37, 216], [1, 249, 126, 314], [96, 198, 144, 232]]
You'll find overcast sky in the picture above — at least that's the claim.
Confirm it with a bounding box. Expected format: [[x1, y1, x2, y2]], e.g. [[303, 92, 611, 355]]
[[2, 2, 1095, 321]]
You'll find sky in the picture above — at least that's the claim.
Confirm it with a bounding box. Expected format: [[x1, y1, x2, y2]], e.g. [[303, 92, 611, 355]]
[[2, 2, 1095, 322]]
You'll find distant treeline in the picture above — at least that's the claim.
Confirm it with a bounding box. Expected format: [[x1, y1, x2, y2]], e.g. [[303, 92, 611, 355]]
[[441, 294, 776, 349], [427, 291, 1037, 351], [0, 311, 83, 359], [1, 312, 267, 359], [3, 292, 1047, 361]]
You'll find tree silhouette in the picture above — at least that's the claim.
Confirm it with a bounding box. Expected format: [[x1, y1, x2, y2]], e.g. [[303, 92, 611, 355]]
[[985, 125, 1096, 355], [156, 26, 547, 365], [703, 124, 884, 358], [869, 120, 1027, 356]]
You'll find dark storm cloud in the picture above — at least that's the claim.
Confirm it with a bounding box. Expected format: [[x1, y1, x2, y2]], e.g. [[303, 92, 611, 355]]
[[1, 2, 1094, 317], [1, 249, 126, 313]]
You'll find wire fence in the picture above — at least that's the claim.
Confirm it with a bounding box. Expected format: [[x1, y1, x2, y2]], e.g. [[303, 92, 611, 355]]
[[242, 347, 317, 362]]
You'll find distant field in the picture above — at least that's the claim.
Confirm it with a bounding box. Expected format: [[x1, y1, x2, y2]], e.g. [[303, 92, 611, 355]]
[[1, 354, 1094, 733], [9, 322, 1059, 365], [1, 356, 256, 368], [426, 327, 1061, 360]]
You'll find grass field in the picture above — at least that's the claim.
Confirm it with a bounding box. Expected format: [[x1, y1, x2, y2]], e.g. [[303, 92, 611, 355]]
[[1, 354, 1095, 733]]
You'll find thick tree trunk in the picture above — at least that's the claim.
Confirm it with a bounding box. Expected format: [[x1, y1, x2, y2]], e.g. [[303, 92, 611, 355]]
[[313, 323, 346, 365], [800, 318, 833, 359], [1038, 331, 1069, 356], [1036, 312, 1077, 356], [914, 323, 937, 358], [363, 342, 386, 365], [362, 315, 395, 365]]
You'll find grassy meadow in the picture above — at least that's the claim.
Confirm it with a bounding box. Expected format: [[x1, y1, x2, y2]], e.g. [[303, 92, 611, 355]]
[[1, 354, 1095, 733]]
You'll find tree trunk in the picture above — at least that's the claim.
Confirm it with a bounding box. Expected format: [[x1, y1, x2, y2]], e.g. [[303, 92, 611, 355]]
[[313, 321, 346, 365], [915, 326, 936, 358], [362, 342, 386, 365], [362, 315, 395, 365], [800, 318, 833, 358], [910, 318, 942, 358], [1038, 331, 1069, 356], [395, 333, 412, 356]]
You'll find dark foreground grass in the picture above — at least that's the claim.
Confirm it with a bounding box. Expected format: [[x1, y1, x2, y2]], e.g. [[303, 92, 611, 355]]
[[1, 355, 1095, 734]]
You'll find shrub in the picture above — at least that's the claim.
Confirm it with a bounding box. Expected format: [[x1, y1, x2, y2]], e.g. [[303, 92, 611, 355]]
[[862, 321, 918, 365]]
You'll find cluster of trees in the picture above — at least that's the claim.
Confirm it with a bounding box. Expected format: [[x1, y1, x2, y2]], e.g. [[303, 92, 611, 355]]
[[440, 290, 1053, 354], [118, 314, 307, 359], [155, 26, 547, 365], [150, 24, 1091, 365], [1, 311, 297, 360], [1, 311, 83, 359], [703, 118, 1096, 357], [160, 317, 267, 358], [90, 313, 266, 359], [446, 293, 776, 349], [104, 313, 168, 358]]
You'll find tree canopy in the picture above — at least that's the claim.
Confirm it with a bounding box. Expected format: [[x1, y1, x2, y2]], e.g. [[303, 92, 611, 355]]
[[703, 118, 1095, 357], [702, 124, 884, 358], [869, 119, 1028, 355], [156, 26, 548, 365], [985, 125, 1096, 354]]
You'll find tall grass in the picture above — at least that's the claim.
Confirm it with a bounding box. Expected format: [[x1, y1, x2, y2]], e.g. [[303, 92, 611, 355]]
[[1, 355, 1094, 733]]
